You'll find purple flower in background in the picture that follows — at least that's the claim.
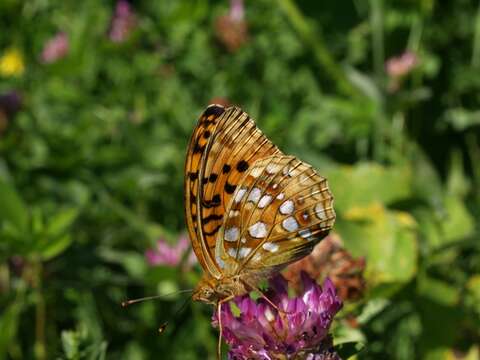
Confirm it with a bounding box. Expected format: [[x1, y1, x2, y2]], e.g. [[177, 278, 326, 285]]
[[108, 0, 137, 43], [145, 235, 196, 268], [40, 32, 69, 64], [213, 273, 343, 359], [0, 90, 22, 134], [0, 91, 22, 117]]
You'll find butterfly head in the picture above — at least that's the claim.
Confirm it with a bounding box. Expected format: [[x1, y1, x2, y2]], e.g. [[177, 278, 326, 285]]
[[192, 276, 246, 305], [192, 277, 219, 305]]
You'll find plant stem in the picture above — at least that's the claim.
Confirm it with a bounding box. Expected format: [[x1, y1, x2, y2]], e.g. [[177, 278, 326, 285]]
[[369, 0, 386, 161], [370, 0, 384, 84], [33, 261, 46, 360]]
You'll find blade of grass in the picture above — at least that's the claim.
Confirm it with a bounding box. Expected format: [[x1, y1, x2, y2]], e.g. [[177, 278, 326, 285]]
[[277, 0, 359, 98], [472, 1, 480, 67]]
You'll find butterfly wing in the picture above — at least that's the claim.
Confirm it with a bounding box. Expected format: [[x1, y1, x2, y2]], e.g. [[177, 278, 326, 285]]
[[185, 105, 281, 278], [215, 154, 335, 276]]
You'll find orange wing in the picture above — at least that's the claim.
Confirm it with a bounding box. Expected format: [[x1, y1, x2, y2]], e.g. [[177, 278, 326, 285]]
[[184, 105, 280, 278]]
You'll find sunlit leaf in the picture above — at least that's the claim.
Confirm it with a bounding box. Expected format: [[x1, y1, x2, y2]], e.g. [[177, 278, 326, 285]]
[[337, 202, 418, 287]]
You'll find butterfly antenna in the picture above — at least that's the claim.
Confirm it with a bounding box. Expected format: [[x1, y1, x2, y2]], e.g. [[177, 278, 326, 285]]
[[158, 291, 194, 334], [121, 289, 193, 307]]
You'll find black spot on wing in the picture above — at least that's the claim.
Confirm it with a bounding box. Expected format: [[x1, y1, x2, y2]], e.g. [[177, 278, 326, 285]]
[[203, 104, 225, 118], [224, 182, 236, 194], [202, 214, 224, 224], [222, 164, 231, 173], [193, 142, 205, 154], [236, 160, 249, 172], [202, 194, 221, 208]]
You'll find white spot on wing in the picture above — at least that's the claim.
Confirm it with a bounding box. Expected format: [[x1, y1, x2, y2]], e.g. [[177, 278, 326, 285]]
[[249, 222, 268, 238], [282, 216, 299, 232], [247, 187, 262, 203], [279, 200, 294, 215], [266, 163, 281, 174], [298, 229, 312, 239], [235, 188, 247, 203], [258, 195, 272, 208], [315, 203, 327, 220], [238, 247, 252, 259], [250, 167, 263, 178], [227, 248, 237, 258], [224, 227, 239, 242], [229, 210, 240, 218], [216, 253, 225, 269], [262, 242, 279, 253], [276, 193, 285, 200]]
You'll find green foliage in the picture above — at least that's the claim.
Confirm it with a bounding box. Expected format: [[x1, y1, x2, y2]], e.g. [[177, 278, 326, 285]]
[[0, 0, 479, 359]]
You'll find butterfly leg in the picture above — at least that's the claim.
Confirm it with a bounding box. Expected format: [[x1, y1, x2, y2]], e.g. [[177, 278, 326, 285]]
[[239, 279, 286, 314], [216, 296, 234, 360]]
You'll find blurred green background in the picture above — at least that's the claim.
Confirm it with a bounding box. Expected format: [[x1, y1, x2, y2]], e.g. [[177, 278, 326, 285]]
[[0, 0, 479, 359]]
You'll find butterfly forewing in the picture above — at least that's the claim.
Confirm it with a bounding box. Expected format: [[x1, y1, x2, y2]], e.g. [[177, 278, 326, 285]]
[[185, 105, 281, 277], [216, 154, 335, 275]]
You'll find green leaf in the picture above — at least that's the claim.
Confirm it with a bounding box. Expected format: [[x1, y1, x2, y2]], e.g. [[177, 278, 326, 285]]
[[40, 234, 73, 261], [0, 301, 24, 359], [61, 330, 80, 359], [418, 272, 460, 306], [337, 203, 418, 287], [325, 163, 412, 211], [45, 208, 79, 238], [0, 179, 28, 232], [441, 195, 475, 243], [334, 341, 365, 359]]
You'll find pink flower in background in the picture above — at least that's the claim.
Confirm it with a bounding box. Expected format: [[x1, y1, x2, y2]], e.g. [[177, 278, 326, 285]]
[[385, 51, 419, 92], [145, 235, 196, 268], [385, 51, 418, 78], [215, 0, 248, 52], [41, 32, 69, 64], [229, 0, 245, 22], [108, 0, 137, 43], [213, 273, 343, 359]]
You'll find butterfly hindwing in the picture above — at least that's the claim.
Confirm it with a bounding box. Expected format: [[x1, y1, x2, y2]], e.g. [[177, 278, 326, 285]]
[[216, 154, 335, 275]]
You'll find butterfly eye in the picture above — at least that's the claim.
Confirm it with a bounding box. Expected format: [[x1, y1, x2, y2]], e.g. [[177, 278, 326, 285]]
[[203, 287, 215, 300]]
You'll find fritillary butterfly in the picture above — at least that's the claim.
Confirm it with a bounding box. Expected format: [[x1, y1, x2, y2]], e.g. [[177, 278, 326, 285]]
[[185, 104, 335, 355]]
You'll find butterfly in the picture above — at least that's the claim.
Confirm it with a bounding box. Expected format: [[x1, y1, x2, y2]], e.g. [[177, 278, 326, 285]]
[[185, 104, 335, 356]]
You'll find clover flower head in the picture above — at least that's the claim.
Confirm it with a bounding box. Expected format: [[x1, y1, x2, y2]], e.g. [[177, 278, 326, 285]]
[[213, 272, 343, 359], [284, 234, 366, 301]]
